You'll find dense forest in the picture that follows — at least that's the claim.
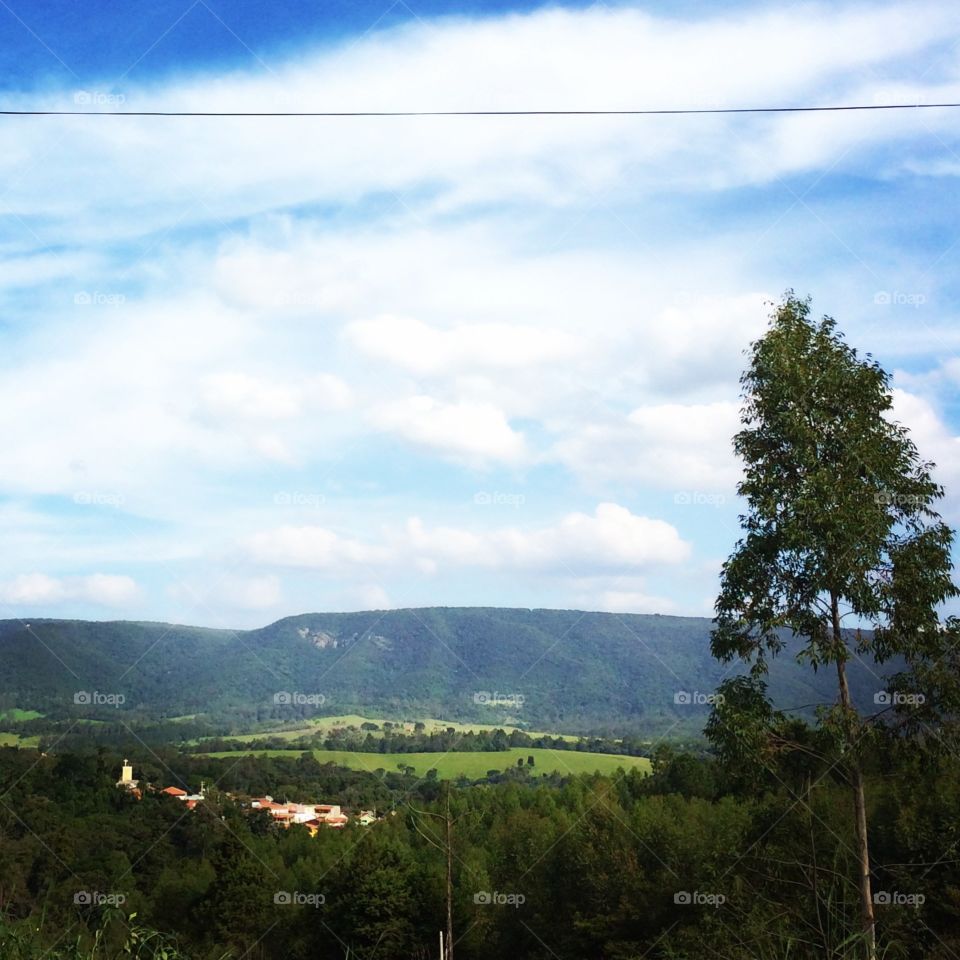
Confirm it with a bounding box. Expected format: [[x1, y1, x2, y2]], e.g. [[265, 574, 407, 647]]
[[1, 739, 959, 959]]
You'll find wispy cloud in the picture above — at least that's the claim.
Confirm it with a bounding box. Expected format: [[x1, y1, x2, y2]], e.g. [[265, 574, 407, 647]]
[[0, 1, 958, 623]]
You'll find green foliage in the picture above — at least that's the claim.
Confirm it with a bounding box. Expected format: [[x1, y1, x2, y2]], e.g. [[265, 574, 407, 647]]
[[0, 909, 205, 958], [0, 607, 894, 740], [710, 293, 960, 761], [709, 292, 960, 959], [713, 292, 957, 686], [1, 744, 958, 958]]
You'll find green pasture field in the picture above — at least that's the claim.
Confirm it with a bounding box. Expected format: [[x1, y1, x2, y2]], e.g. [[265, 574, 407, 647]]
[[200, 745, 650, 779], [194, 714, 583, 744]]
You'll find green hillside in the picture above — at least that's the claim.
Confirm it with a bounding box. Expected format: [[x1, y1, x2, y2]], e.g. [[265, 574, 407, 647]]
[[0, 608, 892, 735]]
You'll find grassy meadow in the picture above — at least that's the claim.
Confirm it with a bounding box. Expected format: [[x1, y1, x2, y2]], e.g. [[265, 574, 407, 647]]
[[195, 713, 584, 744], [200, 745, 650, 779]]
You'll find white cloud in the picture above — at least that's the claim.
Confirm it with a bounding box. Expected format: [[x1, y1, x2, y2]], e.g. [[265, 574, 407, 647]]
[[890, 388, 960, 515], [635, 294, 769, 393], [503, 502, 690, 572], [207, 574, 284, 611], [242, 503, 689, 577], [201, 372, 302, 420], [1, 4, 957, 244], [371, 395, 527, 465], [0, 573, 139, 608], [230, 575, 283, 610], [340, 583, 393, 611], [0, 295, 359, 505], [0, 298, 258, 498], [250, 434, 295, 463], [81, 574, 141, 607], [592, 588, 678, 615], [0, 252, 102, 288], [242, 526, 392, 569], [896, 357, 960, 392], [200, 372, 351, 421], [0, 3, 957, 623], [553, 401, 741, 491], [308, 374, 354, 410], [568, 576, 680, 615], [626, 401, 741, 484], [346, 315, 580, 374], [0, 573, 66, 605]]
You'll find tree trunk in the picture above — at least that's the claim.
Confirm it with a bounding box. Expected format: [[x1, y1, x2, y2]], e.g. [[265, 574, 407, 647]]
[[832, 593, 877, 960]]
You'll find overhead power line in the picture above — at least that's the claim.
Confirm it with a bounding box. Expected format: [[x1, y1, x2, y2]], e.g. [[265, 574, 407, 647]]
[[1, 101, 960, 118]]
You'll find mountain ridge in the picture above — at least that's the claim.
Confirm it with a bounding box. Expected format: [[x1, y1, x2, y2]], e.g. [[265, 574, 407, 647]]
[[0, 607, 892, 735]]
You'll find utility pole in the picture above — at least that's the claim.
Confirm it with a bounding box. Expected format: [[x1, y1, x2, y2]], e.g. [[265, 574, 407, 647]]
[[410, 782, 461, 960], [445, 782, 454, 960]]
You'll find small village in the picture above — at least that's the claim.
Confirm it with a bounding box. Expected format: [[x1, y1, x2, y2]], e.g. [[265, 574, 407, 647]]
[[115, 759, 378, 831]]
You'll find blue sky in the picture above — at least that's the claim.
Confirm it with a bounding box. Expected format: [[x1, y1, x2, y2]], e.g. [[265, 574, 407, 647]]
[[0, 0, 958, 627]]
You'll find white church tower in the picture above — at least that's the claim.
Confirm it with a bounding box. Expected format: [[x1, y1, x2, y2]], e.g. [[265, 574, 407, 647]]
[[116, 759, 140, 791]]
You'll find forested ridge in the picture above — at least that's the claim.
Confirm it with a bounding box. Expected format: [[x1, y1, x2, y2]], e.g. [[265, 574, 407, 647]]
[[0, 608, 890, 735]]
